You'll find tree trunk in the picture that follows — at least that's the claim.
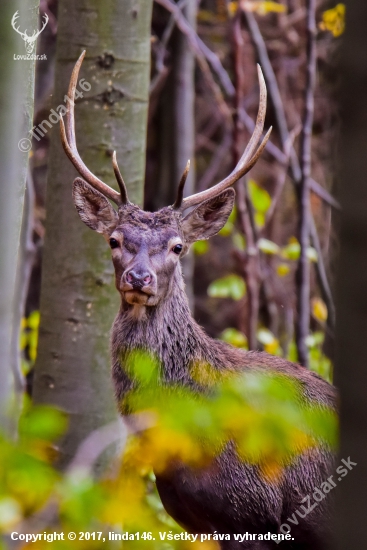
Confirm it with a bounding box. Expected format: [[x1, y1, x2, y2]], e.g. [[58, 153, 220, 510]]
[[156, 0, 196, 307], [0, 0, 38, 427], [173, 0, 196, 308], [32, 0, 152, 472], [334, 0, 367, 546]]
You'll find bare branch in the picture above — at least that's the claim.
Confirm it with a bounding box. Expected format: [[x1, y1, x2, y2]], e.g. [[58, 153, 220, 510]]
[[309, 179, 340, 210], [67, 419, 127, 473], [295, 0, 317, 366], [244, 9, 336, 334], [150, 0, 188, 95], [154, 0, 235, 97], [233, 15, 260, 350], [238, 106, 340, 210], [263, 124, 301, 229], [197, 131, 232, 191]]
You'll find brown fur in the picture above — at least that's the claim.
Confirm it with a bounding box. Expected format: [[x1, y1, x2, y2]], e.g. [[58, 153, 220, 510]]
[[73, 177, 336, 549]]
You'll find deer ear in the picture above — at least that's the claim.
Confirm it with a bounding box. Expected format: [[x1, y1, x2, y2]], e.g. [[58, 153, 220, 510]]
[[73, 177, 118, 235], [181, 188, 235, 245]]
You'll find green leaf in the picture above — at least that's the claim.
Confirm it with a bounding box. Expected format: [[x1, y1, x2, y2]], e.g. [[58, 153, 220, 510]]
[[19, 405, 68, 442], [228, 204, 237, 224], [254, 212, 265, 228], [305, 331, 325, 348], [192, 240, 209, 255], [281, 240, 318, 263], [219, 221, 234, 237], [124, 350, 160, 385], [281, 240, 300, 260], [208, 274, 246, 301], [232, 233, 246, 251], [258, 238, 279, 255], [248, 180, 271, 214], [220, 328, 248, 349], [219, 205, 237, 236]]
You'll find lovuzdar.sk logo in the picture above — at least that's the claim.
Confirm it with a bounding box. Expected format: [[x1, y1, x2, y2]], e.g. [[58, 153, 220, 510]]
[[11, 10, 48, 60]]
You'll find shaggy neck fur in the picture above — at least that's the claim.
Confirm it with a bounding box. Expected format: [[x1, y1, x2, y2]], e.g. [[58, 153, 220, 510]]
[[110, 266, 336, 411], [111, 269, 216, 384]]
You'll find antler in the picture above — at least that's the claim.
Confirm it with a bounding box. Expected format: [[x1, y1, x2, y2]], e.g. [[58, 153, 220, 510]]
[[173, 160, 190, 209], [11, 11, 27, 39], [60, 50, 129, 206], [174, 65, 272, 211]]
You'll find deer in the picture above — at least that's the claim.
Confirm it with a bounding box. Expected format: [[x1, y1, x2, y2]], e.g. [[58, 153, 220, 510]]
[[11, 11, 49, 55], [60, 51, 336, 549]]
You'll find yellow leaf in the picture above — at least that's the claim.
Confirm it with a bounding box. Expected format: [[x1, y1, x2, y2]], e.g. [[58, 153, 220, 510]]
[[312, 298, 328, 322], [228, 1, 238, 17], [239, 1, 287, 16], [276, 263, 290, 277], [319, 3, 345, 37], [257, 328, 281, 355]]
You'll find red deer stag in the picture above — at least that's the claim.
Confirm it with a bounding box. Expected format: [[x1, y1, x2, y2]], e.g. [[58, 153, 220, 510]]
[[61, 52, 336, 550]]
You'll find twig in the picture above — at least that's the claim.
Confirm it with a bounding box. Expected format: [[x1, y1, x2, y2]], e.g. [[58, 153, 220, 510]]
[[295, 0, 317, 366], [238, 105, 340, 210], [150, 0, 188, 95], [263, 124, 301, 229], [153, 0, 233, 125], [154, 0, 236, 134], [309, 178, 340, 210], [233, 15, 260, 350], [244, 9, 336, 334], [67, 419, 127, 473], [196, 115, 222, 152], [154, 0, 235, 97], [197, 131, 232, 191]]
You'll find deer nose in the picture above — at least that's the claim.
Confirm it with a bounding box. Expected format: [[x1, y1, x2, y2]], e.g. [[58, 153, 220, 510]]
[[126, 270, 152, 289]]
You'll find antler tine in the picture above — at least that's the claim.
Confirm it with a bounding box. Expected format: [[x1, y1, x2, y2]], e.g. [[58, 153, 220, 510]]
[[236, 65, 267, 171], [179, 65, 271, 211], [60, 50, 122, 205], [173, 160, 190, 209], [112, 151, 129, 205]]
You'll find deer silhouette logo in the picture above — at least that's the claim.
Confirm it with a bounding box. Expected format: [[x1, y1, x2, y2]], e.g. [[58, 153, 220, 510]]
[[11, 11, 49, 55]]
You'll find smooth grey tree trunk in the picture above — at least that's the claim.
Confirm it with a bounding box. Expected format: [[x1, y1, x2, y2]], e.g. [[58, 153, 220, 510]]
[[32, 0, 152, 472], [334, 0, 367, 547], [0, 0, 38, 427], [174, 0, 196, 308], [156, 0, 196, 306]]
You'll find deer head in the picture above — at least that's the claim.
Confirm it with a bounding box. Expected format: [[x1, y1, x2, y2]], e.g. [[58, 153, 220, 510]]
[[11, 11, 49, 54], [61, 51, 271, 310]]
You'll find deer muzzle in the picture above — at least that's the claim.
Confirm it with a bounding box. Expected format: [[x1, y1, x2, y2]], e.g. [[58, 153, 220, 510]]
[[120, 268, 157, 306]]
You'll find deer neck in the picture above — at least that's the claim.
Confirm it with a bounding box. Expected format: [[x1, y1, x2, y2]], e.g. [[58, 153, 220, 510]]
[[112, 270, 211, 382]]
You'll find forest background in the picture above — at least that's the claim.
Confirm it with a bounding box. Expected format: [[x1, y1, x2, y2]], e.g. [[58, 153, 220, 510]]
[[0, 0, 366, 548]]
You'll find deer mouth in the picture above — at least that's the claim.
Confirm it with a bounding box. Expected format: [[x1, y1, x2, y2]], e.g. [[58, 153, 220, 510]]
[[121, 284, 157, 306], [124, 289, 150, 305]]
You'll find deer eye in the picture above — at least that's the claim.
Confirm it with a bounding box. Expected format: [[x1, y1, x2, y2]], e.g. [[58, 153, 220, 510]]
[[172, 244, 183, 255], [109, 238, 119, 249]]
